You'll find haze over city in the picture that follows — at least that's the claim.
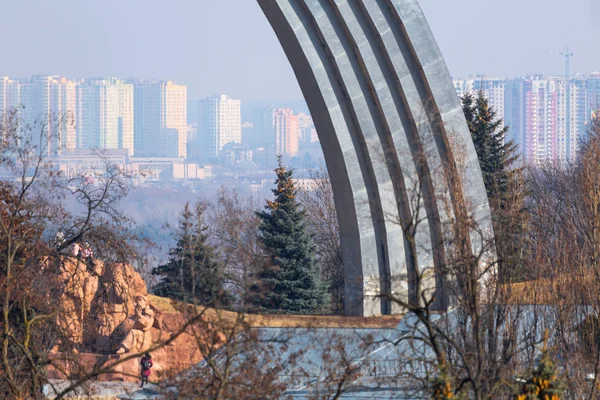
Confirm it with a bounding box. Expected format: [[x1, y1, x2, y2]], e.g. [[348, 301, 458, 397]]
[[1, 0, 598, 100], [4, 1, 600, 398]]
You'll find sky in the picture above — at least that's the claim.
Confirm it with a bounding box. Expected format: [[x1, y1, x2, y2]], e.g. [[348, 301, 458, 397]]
[[1, 0, 599, 101]]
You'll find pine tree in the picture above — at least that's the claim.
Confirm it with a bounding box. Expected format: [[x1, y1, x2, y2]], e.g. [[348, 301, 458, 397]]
[[462, 90, 519, 201], [152, 202, 231, 308], [250, 157, 329, 314]]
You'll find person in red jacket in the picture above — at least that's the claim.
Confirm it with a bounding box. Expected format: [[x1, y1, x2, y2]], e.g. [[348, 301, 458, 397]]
[[140, 353, 153, 388]]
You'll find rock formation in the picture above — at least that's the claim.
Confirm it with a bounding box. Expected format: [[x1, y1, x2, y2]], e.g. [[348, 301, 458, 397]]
[[50, 256, 204, 382], [56, 257, 147, 352]]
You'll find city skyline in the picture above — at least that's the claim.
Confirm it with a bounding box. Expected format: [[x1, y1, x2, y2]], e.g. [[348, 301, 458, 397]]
[[0, 75, 189, 159], [0, 74, 320, 176], [7, 70, 600, 169], [0, 0, 598, 101], [454, 73, 600, 166]]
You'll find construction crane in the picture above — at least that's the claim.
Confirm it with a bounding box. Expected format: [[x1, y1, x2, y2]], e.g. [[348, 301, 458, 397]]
[[547, 47, 574, 83], [547, 47, 575, 161]]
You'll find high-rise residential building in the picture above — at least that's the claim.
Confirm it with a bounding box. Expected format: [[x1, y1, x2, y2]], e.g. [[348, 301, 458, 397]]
[[504, 75, 588, 166], [3, 75, 191, 159], [504, 78, 526, 152], [250, 107, 302, 158], [53, 77, 78, 153], [585, 74, 600, 141], [524, 77, 554, 165], [586, 73, 600, 116], [509, 76, 561, 165], [274, 108, 299, 158], [297, 112, 318, 144], [453, 76, 505, 124], [133, 80, 187, 158], [569, 77, 587, 159], [0, 77, 8, 114], [193, 94, 241, 163], [22, 76, 53, 133], [453, 74, 594, 167], [0, 76, 22, 125], [0, 75, 78, 154], [77, 78, 134, 155]]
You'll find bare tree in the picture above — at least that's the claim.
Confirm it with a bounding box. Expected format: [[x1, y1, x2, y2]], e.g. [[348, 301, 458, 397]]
[[375, 134, 540, 399], [297, 165, 344, 314], [54, 147, 143, 263], [209, 188, 264, 307], [0, 109, 76, 398], [389, 114, 600, 399], [0, 109, 154, 398], [521, 116, 600, 398]]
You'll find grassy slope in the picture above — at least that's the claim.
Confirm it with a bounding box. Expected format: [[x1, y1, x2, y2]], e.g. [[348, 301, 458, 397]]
[[148, 295, 402, 329]]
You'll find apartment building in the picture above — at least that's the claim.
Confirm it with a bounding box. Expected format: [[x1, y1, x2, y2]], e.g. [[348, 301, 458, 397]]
[[194, 94, 241, 163], [133, 80, 187, 158], [0, 75, 78, 154], [453, 77, 505, 123], [274, 108, 299, 158], [77, 78, 134, 155]]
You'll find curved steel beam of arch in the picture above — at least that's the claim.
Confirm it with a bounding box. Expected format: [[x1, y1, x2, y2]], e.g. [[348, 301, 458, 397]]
[[258, 0, 495, 317]]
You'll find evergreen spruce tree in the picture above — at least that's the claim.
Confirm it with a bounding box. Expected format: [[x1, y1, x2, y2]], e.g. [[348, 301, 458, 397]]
[[462, 90, 519, 201], [152, 202, 231, 308], [463, 91, 528, 282], [250, 157, 329, 314]]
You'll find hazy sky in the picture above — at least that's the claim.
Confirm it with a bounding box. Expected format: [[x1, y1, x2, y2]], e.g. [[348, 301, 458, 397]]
[[1, 0, 598, 100]]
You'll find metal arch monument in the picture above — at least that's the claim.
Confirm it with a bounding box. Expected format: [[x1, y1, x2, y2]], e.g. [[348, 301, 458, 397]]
[[258, 0, 494, 317]]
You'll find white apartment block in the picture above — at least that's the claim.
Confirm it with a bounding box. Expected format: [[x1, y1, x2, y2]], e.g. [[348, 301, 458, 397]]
[[525, 78, 555, 165], [196, 94, 241, 162], [134, 80, 187, 158], [77, 78, 134, 155], [53, 77, 77, 153], [0, 76, 22, 124]]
